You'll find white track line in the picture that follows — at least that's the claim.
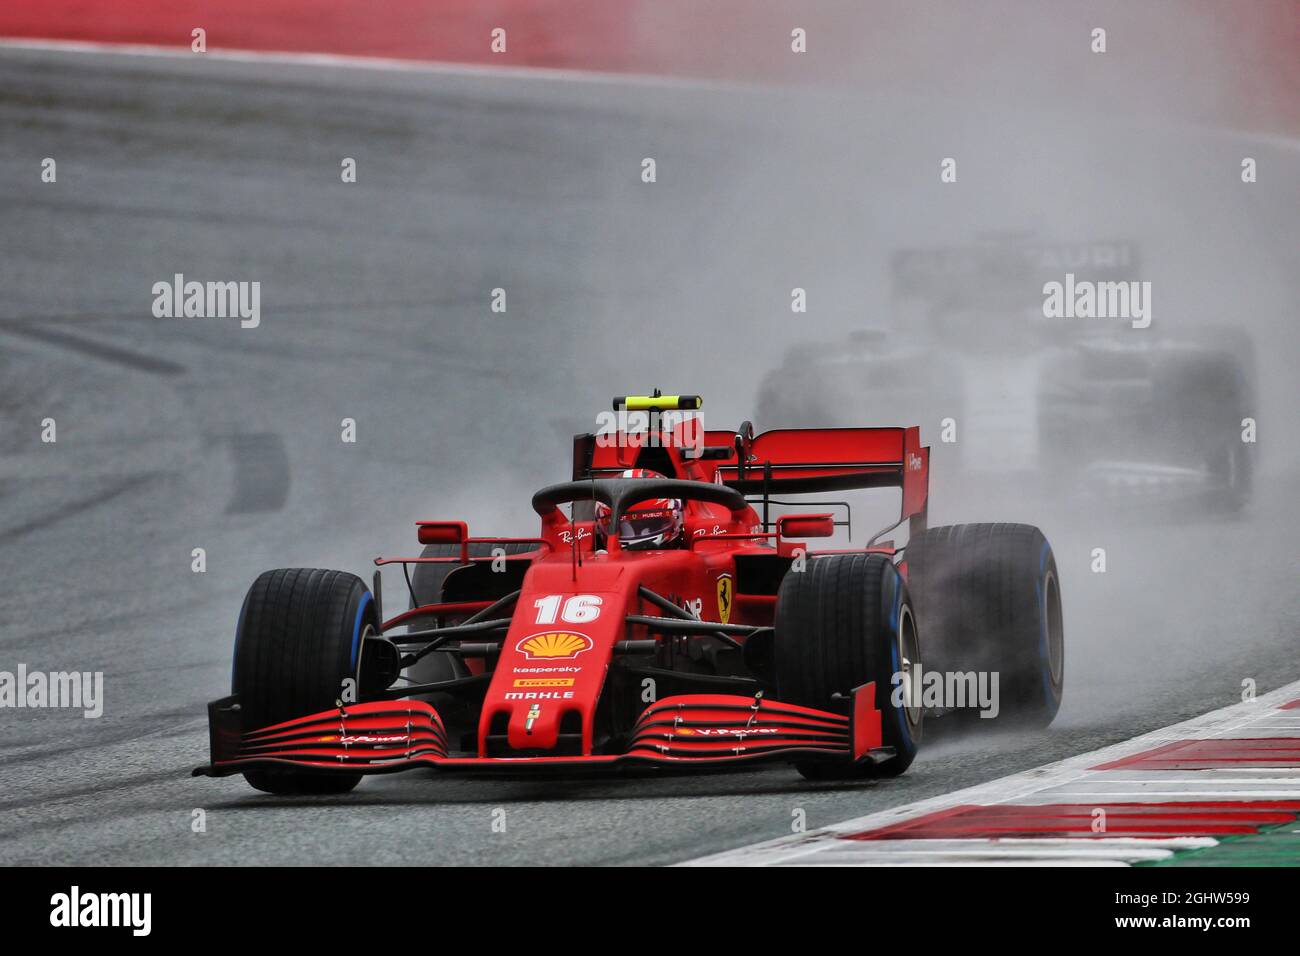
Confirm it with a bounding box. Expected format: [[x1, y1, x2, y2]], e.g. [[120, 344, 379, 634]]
[[7, 37, 1292, 155], [683, 679, 1300, 866], [0, 36, 744, 91]]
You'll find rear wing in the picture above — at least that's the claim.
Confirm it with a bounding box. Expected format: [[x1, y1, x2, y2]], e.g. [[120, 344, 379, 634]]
[[571, 397, 929, 540], [711, 426, 929, 536]]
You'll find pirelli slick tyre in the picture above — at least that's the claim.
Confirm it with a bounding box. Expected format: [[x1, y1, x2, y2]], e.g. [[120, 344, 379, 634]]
[[905, 524, 1063, 728], [775, 553, 922, 780], [233, 568, 378, 795]]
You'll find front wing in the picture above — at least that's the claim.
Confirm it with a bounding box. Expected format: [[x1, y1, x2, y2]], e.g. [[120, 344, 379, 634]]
[[193, 685, 887, 777]]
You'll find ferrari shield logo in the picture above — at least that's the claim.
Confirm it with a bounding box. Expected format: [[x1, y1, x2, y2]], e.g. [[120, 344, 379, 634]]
[[716, 574, 733, 624]]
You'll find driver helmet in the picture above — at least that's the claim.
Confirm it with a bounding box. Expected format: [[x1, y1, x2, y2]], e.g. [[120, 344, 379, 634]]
[[594, 469, 684, 550]]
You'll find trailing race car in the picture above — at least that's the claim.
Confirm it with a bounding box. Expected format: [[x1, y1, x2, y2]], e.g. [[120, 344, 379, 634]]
[[196, 394, 1064, 794], [758, 238, 1255, 511]]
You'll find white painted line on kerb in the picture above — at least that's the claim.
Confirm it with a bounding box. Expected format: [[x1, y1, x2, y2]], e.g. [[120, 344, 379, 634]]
[[682, 678, 1300, 866]]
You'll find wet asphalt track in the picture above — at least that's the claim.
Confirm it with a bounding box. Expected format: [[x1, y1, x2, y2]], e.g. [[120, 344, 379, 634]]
[[0, 47, 1297, 865]]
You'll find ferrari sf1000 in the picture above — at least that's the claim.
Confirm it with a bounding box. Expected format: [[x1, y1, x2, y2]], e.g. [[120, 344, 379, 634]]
[[196, 393, 1064, 793]]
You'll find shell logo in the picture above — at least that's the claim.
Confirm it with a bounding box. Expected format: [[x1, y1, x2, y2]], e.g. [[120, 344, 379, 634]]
[[516, 630, 593, 660]]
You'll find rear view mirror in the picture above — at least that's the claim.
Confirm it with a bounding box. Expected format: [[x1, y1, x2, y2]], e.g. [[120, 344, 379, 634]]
[[778, 514, 835, 539], [417, 521, 467, 545]]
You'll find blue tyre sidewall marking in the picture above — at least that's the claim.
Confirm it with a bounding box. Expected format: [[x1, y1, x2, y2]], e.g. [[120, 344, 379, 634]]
[[884, 564, 915, 754], [350, 591, 372, 673], [1036, 541, 1056, 708]]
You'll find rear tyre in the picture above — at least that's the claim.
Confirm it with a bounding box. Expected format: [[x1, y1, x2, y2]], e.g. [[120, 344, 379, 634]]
[[1155, 352, 1253, 513], [233, 568, 377, 795], [905, 524, 1063, 728], [775, 553, 922, 780]]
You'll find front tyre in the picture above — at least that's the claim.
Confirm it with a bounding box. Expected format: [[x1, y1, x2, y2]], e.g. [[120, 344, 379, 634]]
[[775, 553, 922, 779], [232, 568, 378, 795]]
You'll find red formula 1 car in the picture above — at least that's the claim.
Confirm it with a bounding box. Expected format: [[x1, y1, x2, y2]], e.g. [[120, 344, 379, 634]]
[[196, 394, 1064, 794]]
